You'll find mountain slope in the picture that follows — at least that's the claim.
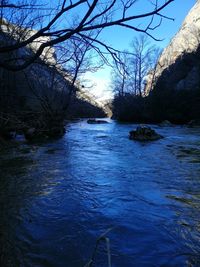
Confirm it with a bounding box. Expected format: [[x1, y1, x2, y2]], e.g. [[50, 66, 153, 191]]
[[152, 0, 200, 91]]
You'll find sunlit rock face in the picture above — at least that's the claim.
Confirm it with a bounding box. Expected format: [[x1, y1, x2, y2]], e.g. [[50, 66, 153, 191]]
[[0, 19, 57, 66], [149, 0, 200, 92], [159, 0, 200, 65]]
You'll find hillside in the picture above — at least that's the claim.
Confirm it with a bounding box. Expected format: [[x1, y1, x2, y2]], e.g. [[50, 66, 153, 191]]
[[0, 21, 106, 140], [151, 0, 200, 92], [146, 0, 200, 123]]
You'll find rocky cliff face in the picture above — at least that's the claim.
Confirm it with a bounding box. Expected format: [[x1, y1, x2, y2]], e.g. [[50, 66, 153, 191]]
[[0, 19, 57, 66], [150, 0, 200, 92]]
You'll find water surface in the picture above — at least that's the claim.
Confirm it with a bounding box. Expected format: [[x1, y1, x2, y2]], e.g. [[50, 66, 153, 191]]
[[0, 120, 200, 267]]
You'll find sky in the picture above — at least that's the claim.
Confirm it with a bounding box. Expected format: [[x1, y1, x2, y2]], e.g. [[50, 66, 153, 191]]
[[84, 0, 196, 103]]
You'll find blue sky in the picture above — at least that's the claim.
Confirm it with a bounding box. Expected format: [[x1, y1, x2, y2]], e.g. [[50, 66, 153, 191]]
[[83, 0, 196, 102], [101, 0, 196, 50]]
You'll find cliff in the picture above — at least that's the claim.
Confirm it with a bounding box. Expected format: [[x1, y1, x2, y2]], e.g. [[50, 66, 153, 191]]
[[150, 0, 200, 92]]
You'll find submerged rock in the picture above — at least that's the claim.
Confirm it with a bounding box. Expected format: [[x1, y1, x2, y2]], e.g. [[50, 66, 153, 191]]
[[24, 128, 36, 140], [129, 126, 163, 141], [87, 119, 108, 124], [23, 128, 46, 141], [159, 120, 173, 127], [188, 119, 200, 128]]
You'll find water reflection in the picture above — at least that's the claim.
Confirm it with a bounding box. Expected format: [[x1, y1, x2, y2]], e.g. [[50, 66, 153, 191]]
[[0, 121, 200, 266]]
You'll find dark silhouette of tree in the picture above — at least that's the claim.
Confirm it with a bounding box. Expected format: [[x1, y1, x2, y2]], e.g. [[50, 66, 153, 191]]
[[129, 35, 160, 96], [111, 34, 160, 97], [111, 34, 161, 122], [0, 0, 174, 71], [111, 51, 129, 97]]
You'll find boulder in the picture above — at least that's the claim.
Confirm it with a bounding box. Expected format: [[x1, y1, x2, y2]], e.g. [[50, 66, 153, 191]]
[[23, 127, 37, 141], [129, 126, 163, 141], [87, 119, 108, 124]]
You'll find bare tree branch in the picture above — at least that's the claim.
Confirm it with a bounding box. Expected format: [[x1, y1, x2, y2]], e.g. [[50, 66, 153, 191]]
[[0, 0, 174, 71]]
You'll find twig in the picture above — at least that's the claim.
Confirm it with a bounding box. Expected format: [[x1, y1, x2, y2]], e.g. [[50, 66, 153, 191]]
[[84, 227, 114, 267]]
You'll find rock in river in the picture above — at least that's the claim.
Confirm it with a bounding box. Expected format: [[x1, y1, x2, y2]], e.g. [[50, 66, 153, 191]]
[[159, 120, 173, 127], [129, 126, 163, 141], [188, 119, 200, 128], [87, 119, 108, 124]]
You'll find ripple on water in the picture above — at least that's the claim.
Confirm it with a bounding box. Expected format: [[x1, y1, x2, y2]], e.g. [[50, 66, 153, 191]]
[[0, 120, 200, 267]]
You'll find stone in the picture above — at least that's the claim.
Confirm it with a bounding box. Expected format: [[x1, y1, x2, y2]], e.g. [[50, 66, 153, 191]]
[[47, 126, 66, 137], [129, 126, 163, 141], [188, 119, 200, 127], [87, 119, 108, 124], [23, 128, 37, 140]]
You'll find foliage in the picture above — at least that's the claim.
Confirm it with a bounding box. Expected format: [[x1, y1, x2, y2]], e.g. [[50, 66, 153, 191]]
[[112, 87, 200, 124], [112, 94, 146, 122], [67, 95, 106, 119]]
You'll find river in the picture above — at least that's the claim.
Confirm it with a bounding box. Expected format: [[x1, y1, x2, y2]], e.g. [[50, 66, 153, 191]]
[[0, 119, 200, 267]]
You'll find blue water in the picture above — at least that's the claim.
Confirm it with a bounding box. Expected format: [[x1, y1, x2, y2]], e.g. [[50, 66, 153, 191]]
[[0, 119, 200, 267]]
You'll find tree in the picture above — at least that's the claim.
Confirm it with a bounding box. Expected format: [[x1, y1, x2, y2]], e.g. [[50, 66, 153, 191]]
[[53, 30, 104, 111], [111, 34, 161, 122], [129, 35, 161, 96], [111, 34, 160, 97], [0, 0, 174, 71], [111, 51, 130, 97]]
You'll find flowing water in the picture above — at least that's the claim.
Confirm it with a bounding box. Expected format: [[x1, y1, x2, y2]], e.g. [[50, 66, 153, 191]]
[[0, 119, 200, 267]]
